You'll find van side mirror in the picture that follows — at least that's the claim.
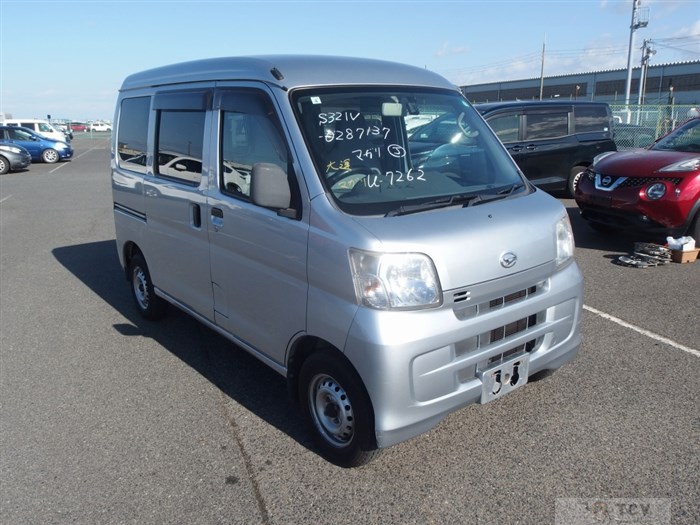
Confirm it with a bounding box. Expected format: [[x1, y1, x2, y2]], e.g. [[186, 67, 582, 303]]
[[250, 163, 292, 212]]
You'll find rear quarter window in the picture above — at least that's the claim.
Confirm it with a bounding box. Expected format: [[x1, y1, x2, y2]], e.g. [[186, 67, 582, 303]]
[[117, 97, 151, 174], [575, 106, 610, 133]]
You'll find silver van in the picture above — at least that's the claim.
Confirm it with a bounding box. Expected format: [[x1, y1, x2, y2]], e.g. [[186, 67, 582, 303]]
[[112, 56, 583, 467]]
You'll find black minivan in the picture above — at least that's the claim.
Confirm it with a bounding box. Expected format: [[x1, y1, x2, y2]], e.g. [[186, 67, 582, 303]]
[[473, 101, 616, 196]]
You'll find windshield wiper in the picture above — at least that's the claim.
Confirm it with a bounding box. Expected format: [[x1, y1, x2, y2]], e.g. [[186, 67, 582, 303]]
[[385, 193, 479, 217], [385, 183, 525, 217], [497, 182, 526, 195]]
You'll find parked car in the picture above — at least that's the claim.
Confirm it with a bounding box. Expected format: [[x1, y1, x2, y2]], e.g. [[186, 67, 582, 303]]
[[88, 122, 112, 132], [0, 126, 74, 163], [575, 117, 700, 240], [0, 141, 32, 174], [52, 123, 74, 141], [474, 101, 617, 196], [3, 118, 69, 142], [70, 122, 88, 132]]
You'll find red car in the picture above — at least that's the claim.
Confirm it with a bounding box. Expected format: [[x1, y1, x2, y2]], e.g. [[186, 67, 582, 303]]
[[575, 117, 700, 241]]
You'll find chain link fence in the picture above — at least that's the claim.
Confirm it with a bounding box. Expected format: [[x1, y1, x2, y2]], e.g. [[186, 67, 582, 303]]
[[610, 104, 699, 150]]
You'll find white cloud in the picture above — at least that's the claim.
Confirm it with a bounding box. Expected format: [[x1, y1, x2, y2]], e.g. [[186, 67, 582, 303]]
[[434, 41, 469, 58]]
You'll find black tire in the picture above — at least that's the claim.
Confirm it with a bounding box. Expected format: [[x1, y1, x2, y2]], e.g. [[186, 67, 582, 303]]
[[41, 148, 59, 163], [298, 351, 380, 467], [0, 155, 9, 175], [129, 253, 167, 320], [568, 165, 587, 197]]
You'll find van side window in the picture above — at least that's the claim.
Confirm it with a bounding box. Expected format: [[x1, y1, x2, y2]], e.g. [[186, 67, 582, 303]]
[[575, 106, 610, 132], [117, 96, 150, 174], [486, 113, 519, 143], [218, 90, 289, 199], [524, 112, 568, 140], [155, 110, 205, 185]]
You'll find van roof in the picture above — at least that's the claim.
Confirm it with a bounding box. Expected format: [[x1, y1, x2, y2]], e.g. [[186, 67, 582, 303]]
[[120, 55, 457, 92]]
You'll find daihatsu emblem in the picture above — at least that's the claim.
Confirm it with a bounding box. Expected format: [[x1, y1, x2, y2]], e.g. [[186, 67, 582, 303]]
[[602, 175, 612, 187], [500, 252, 518, 268]]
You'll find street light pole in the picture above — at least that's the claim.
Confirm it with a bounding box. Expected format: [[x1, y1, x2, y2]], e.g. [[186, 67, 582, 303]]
[[624, 0, 648, 121], [637, 39, 655, 107]]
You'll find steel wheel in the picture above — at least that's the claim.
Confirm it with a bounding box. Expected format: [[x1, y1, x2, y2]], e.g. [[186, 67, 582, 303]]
[[129, 253, 166, 320], [0, 156, 9, 175], [308, 373, 355, 447], [132, 265, 151, 311]]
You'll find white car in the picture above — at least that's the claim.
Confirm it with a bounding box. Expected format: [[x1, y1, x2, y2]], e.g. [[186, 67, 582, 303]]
[[89, 122, 112, 132]]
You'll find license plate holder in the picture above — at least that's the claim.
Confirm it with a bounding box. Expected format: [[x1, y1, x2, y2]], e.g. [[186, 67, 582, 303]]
[[477, 354, 530, 404]]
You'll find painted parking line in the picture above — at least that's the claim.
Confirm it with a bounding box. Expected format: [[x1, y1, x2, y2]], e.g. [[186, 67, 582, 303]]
[[49, 144, 106, 174], [0, 195, 12, 204], [75, 144, 106, 160], [584, 304, 700, 358]]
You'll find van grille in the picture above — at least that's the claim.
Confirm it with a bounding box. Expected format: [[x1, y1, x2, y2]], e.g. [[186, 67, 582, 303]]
[[454, 312, 544, 359], [451, 281, 546, 380], [452, 282, 542, 321]]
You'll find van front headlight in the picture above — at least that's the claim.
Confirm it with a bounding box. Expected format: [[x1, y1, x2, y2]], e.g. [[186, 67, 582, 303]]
[[555, 215, 575, 267], [349, 249, 442, 310]]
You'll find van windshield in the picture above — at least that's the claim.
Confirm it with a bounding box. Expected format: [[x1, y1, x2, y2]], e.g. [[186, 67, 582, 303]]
[[292, 88, 526, 216]]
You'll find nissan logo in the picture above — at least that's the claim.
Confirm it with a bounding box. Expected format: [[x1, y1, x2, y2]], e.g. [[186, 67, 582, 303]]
[[500, 252, 517, 268], [602, 175, 612, 187]]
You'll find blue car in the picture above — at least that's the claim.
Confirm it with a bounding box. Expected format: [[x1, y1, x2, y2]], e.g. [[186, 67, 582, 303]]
[[0, 125, 73, 163]]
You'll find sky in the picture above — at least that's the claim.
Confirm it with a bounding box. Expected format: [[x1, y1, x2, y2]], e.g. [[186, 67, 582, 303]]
[[1, 0, 698, 122]]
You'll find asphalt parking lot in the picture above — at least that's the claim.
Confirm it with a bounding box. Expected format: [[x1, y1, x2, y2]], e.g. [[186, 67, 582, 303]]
[[1, 135, 698, 525]]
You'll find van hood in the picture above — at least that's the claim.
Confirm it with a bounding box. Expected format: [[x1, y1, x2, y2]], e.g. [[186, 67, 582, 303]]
[[350, 190, 565, 291]]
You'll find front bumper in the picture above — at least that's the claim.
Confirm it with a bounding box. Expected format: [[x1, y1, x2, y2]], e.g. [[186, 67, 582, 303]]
[[11, 153, 31, 170], [344, 260, 584, 449], [575, 172, 694, 236], [59, 149, 74, 160]]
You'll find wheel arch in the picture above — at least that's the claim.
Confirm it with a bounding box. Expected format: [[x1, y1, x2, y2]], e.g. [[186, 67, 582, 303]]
[[286, 336, 335, 403], [121, 241, 142, 280], [286, 336, 371, 414], [684, 198, 700, 238]]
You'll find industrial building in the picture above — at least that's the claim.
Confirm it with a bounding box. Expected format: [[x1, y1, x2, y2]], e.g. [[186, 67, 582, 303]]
[[461, 60, 700, 105]]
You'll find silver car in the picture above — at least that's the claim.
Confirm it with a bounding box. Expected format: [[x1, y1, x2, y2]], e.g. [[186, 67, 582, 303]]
[[112, 56, 583, 467], [0, 141, 31, 174]]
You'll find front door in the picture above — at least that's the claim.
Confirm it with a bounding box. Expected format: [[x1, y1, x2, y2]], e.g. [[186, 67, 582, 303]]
[[207, 88, 308, 366]]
